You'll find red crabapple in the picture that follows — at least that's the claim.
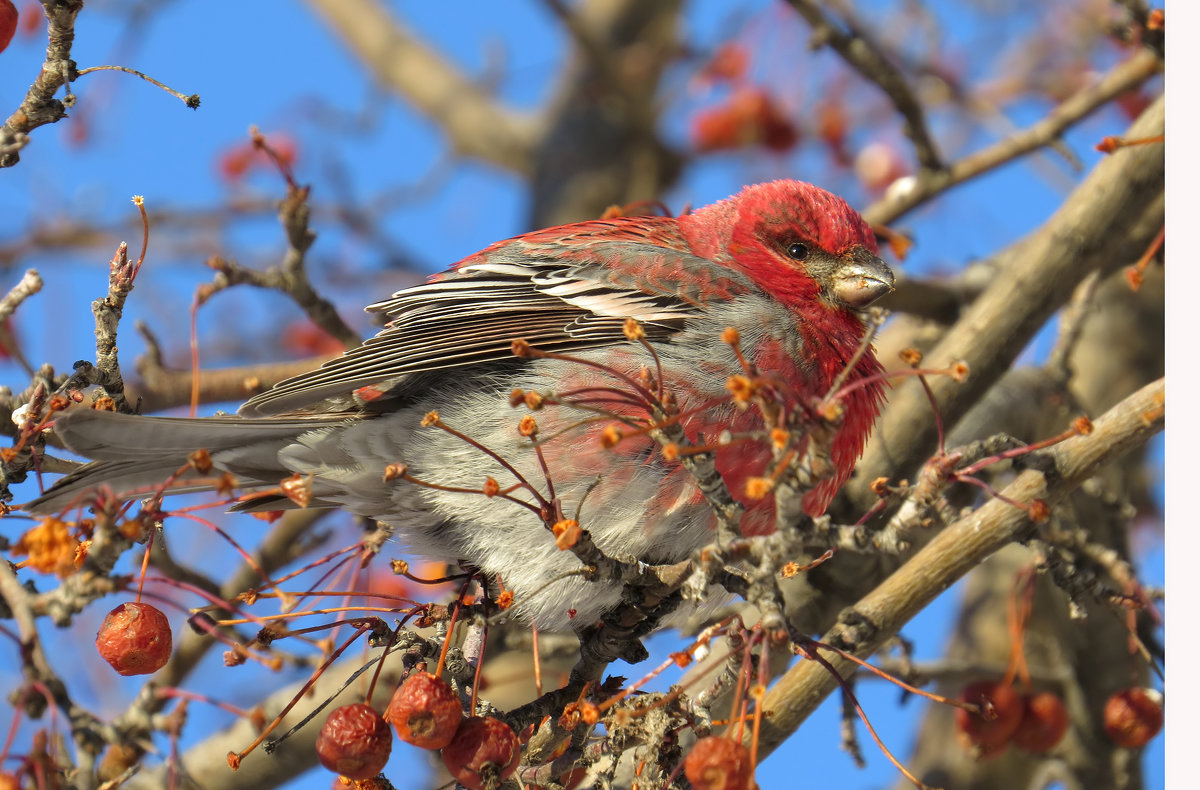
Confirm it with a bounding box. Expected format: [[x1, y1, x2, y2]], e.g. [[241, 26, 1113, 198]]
[[95, 601, 172, 676], [387, 672, 463, 750], [955, 680, 1022, 752], [683, 735, 755, 790], [315, 703, 392, 780], [440, 716, 520, 790], [1012, 692, 1069, 753], [1103, 687, 1163, 748]]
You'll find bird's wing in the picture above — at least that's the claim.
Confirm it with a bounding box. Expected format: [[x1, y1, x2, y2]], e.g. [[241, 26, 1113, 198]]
[[240, 218, 752, 416]]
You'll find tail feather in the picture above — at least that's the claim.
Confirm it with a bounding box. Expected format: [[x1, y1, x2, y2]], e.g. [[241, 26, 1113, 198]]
[[49, 409, 340, 460], [24, 459, 226, 515], [22, 408, 352, 516]]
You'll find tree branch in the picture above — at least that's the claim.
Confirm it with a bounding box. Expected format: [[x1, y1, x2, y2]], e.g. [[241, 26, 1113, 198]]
[[132, 353, 340, 413], [785, 0, 943, 172], [304, 0, 539, 173], [851, 94, 1163, 506], [0, 0, 84, 168], [757, 376, 1164, 757], [863, 48, 1161, 227]]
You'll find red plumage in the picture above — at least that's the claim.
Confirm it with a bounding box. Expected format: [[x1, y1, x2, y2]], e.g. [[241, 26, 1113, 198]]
[[29, 180, 893, 630]]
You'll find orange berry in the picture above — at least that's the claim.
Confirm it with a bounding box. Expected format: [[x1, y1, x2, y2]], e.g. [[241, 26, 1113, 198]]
[[683, 735, 754, 790]]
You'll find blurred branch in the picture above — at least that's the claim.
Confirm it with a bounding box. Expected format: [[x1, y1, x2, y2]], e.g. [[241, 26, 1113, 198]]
[[757, 376, 1164, 757], [1112, 0, 1164, 58], [198, 152, 362, 351], [134, 511, 335, 713], [1046, 269, 1103, 382], [527, 0, 683, 225], [864, 48, 1161, 227], [880, 264, 993, 324], [133, 337, 339, 413], [785, 0, 943, 172], [0, 269, 44, 324], [0, 554, 104, 786], [1067, 262, 1164, 418], [304, 0, 539, 173], [0, 269, 43, 375], [0, 197, 424, 279], [305, 0, 684, 225], [24, 511, 344, 788], [124, 639, 402, 790], [541, 0, 618, 82]]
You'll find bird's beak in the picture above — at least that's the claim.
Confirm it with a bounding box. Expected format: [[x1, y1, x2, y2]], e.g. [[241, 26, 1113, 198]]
[[831, 247, 895, 308]]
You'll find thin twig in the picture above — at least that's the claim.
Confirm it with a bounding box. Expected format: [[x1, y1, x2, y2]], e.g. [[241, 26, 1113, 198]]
[[786, 0, 943, 172], [0, 270, 43, 376], [1046, 270, 1102, 382], [74, 65, 200, 108]]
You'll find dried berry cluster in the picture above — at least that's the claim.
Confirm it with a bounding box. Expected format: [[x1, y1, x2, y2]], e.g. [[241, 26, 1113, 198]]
[[307, 671, 526, 788], [955, 681, 1069, 758], [955, 680, 1163, 758]]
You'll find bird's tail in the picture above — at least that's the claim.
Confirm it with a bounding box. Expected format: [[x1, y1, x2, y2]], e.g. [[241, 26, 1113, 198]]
[[22, 409, 347, 516]]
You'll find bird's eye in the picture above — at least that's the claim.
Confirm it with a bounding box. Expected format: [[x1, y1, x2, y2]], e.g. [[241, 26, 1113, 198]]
[[786, 242, 809, 261]]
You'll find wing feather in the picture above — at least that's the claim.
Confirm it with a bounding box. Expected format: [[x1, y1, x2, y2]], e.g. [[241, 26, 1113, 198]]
[[241, 219, 750, 416]]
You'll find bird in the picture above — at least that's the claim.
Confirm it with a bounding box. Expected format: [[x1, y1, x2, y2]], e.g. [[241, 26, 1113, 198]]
[[26, 180, 893, 632]]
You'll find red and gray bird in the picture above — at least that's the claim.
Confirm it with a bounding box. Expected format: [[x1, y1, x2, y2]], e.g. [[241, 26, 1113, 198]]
[[28, 180, 893, 631]]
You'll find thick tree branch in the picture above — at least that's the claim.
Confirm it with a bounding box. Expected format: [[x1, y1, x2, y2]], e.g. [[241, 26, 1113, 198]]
[[526, 0, 683, 226], [757, 376, 1164, 757], [132, 354, 340, 413], [851, 95, 1163, 506]]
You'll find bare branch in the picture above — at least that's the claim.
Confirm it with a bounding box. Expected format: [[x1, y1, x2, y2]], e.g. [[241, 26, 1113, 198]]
[[864, 49, 1161, 227], [73, 65, 200, 108], [0, 269, 43, 375], [0, 559, 104, 784], [133, 352, 341, 413]]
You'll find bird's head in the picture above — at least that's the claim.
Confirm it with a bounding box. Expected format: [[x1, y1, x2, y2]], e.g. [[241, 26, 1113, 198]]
[[681, 180, 894, 315]]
